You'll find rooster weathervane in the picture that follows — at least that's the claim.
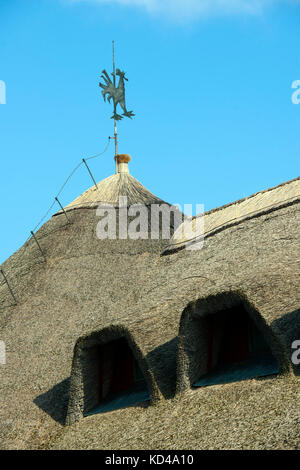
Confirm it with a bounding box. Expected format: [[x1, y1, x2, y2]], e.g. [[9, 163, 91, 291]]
[[99, 42, 134, 122], [99, 41, 134, 169]]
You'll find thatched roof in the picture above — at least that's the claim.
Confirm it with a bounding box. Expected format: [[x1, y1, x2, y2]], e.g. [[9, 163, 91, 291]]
[[164, 176, 300, 253], [0, 168, 299, 450], [62, 172, 166, 212]]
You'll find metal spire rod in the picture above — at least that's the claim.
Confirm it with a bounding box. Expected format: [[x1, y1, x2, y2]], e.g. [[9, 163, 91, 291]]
[[82, 158, 98, 189], [55, 197, 70, 224], [30, 231, 46, 262], [112, 40, 118, 173], [1, 269, 17, 305]]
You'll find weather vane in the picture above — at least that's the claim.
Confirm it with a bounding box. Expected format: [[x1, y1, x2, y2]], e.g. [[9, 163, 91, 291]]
[[99, 41, 134, 171]]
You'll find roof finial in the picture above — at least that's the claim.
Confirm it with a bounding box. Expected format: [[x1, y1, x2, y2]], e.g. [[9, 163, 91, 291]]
[[99, 40, 135, 174], [115, 154, 131, 174]]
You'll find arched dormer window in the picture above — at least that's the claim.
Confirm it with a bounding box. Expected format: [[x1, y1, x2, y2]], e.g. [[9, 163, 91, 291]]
[[89, 337, 149, 415], [177, 293, 284, 392], [193, 304, 279, 387], [66, 326, 158, 425]]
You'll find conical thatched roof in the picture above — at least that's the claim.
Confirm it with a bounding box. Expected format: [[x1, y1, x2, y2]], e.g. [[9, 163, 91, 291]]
[[63, 169, 165, 212], [0, 167, 299, 450]]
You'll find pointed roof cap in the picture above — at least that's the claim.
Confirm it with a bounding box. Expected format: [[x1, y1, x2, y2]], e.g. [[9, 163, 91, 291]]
[[63, 154, 166, 212]]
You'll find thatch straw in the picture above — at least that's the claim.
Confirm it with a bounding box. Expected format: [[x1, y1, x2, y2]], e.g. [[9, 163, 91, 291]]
[[164, 176, 300, 254], [0, 174, 299, 449]]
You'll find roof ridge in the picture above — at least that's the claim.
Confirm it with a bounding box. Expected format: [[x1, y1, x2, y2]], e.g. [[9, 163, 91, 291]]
[[202, 175, 300, 218], [163, 176, 300, 254]]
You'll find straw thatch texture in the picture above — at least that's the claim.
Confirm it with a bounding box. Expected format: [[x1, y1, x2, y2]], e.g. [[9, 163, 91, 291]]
[[62, 172, 166, 211], [0, 175, 299, 450], [164, 176, 300, 253]]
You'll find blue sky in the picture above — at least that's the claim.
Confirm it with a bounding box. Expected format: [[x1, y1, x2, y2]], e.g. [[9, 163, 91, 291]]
[[0, 0, 299, 263]]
